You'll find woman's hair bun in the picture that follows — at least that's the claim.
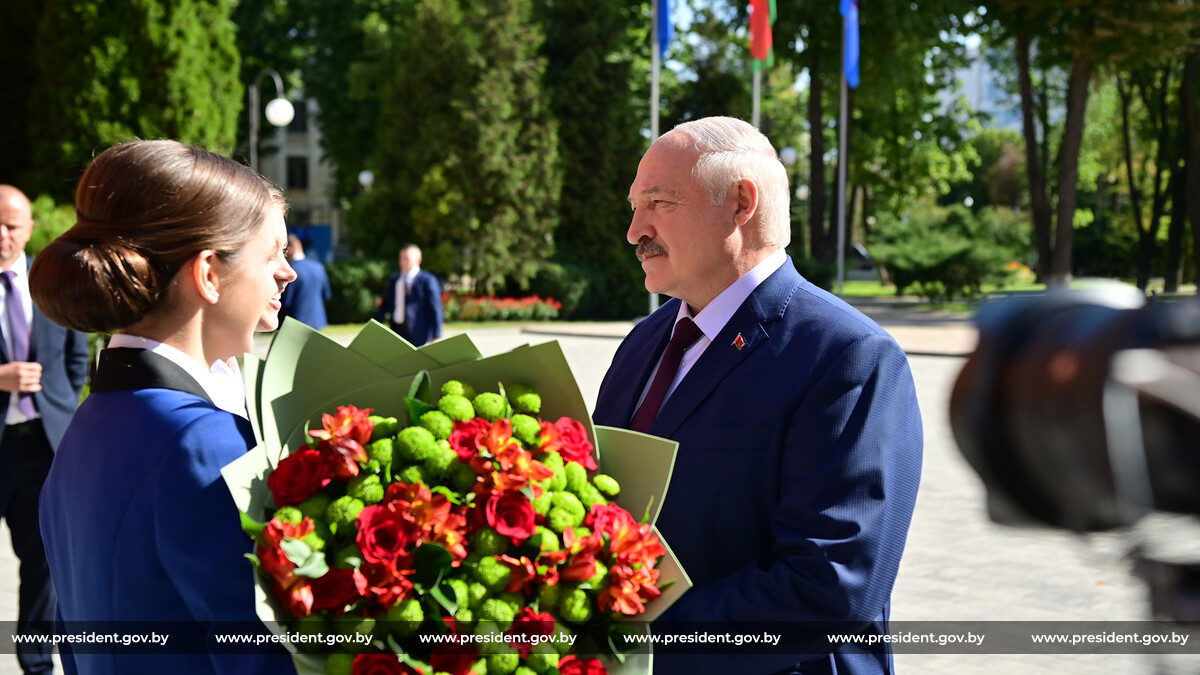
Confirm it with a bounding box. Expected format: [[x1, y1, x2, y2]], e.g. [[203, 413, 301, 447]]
[[30, 229, 161, 334]]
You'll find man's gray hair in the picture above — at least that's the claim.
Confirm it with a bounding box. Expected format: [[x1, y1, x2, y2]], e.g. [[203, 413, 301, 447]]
[[671, 116, 791, 249]]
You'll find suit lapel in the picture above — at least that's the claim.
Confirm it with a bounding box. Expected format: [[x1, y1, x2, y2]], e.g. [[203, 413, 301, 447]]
[[648, 262, 803, 438], [608, 303, 677, 427], [91, 348, 214, 404], [30, 304, 51, 362]]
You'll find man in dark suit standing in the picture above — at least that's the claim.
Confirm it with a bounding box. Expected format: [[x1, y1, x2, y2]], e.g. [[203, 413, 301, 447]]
[[593, 118, 923, 675], [0, 184, 90, 674], [374, 244, 443, 346], [280, 233, 331, 329]]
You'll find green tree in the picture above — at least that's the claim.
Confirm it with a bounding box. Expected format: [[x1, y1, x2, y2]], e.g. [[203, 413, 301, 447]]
[[26, 0, 243, 200], [358, 0, 561, 292], [0, 0, 42, 188], [662, 1, 753, 125], [941, 128, 1027, 211], [767, 0, 979, 263], [533, 0, 647, 318], [230, 0, 310, 166], [984, 0, 1200, 284]]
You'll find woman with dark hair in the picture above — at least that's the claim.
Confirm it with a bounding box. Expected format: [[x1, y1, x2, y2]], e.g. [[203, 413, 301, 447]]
[[31, 140, 298, 675]]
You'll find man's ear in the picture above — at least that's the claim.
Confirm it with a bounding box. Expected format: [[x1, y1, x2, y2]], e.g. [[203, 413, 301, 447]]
[[188, 250, 222, 305], [733, 178, 759, 227]]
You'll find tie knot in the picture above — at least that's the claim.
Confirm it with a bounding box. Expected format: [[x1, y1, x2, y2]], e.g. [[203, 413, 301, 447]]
[[669, 317, 704, 351], [0, 269, 14, 287]]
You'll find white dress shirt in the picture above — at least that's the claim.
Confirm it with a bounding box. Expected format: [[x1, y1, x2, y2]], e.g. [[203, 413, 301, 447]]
[[393, 266, 421, 321]]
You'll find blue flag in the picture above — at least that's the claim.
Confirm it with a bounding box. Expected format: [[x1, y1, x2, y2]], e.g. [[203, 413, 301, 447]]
[[657, 0, 673, 58], [840, 0, 859, 88]]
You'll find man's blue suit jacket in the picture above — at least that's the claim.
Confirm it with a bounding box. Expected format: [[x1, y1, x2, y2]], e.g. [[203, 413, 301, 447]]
[[39, 349, 295, 675], [0, 258, 90, 449], [593, 260, 922, 675], [280, 256, 331, 329], [374, 269, 443, 346]]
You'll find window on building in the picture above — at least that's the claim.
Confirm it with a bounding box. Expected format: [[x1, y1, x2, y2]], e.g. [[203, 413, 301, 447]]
[[287, 207, 312, 228], [288, 101, 308, 133], [286, 156, 309, 190]]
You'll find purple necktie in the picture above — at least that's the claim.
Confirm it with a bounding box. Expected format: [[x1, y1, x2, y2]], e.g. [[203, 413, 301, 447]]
[[630, 318, 704, 433], [1, 270, 36, 418]]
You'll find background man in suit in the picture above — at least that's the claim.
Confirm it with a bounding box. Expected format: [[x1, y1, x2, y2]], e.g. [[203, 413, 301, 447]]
[[0, 185, 90, 674], [374, 244, 443, 346], [280, 233, 331, 329], [593, 118, 923, 675]]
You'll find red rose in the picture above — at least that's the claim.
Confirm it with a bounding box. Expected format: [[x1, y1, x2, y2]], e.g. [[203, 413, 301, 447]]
[[448, 418, 491, 460], [547, 415, 597, 468], [356, 504, 420, 564], [429, 642, 477, 675], [351, 653, 421, 675], [267, 448, 329, 506], [557, 655, 607, 675], [309, 568, 368, 614], [585, 503, 634, 539], [483, 490, 535, 544], [508, 606, 554, 657]]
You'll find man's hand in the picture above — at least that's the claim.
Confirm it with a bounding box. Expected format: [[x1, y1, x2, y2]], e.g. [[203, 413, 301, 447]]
[[0, 361, 42, 393]]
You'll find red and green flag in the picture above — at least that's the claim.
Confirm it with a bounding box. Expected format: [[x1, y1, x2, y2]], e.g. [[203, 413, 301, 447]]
[[750, 0, 776, 70]]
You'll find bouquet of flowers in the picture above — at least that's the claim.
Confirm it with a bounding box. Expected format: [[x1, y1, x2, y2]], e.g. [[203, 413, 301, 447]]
[[224, 320, 688, 675]]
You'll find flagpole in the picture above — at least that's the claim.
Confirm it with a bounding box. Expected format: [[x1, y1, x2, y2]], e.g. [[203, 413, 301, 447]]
[[836, 15, 849, 297], [752, 69, 762, 128], [649, 0, 662, 314]]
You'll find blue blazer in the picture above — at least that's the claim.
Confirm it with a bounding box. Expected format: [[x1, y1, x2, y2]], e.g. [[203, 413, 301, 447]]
[[593, 260, 923, 675], [39, 349, 295, 675], [280, 256, 331, 330], [0, 259, 90, 449], [374, 269, 443, 346]]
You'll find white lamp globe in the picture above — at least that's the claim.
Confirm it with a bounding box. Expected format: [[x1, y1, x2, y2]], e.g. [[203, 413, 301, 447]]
[[264, 98, 295, 127]]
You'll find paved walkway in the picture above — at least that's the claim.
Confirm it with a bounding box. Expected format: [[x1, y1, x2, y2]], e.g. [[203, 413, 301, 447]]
[[1, 298, 1185, 673]]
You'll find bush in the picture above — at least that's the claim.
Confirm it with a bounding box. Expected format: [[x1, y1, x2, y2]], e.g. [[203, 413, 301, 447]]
[[872, 204, 1022, 303], [326, 259, 394, 324], [517, 262, 590, 319], [443, 293, 561, 322], [791, 256, 837, 291], [28, 195, 77, 255]]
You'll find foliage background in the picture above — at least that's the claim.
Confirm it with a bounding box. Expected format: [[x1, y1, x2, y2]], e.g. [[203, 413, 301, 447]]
[[4, 0, 1200, 324]]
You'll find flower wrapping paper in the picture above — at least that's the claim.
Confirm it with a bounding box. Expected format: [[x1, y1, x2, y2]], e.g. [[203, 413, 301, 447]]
[[222, 319, 691, 674]]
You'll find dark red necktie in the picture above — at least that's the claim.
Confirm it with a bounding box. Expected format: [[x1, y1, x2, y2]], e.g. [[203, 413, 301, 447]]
[[630, 318, 704, 433]]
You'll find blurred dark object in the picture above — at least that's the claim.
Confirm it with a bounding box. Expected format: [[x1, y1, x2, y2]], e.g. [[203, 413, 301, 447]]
[[1136, 556, 1200, 622], [950, 284, 1200, 532]]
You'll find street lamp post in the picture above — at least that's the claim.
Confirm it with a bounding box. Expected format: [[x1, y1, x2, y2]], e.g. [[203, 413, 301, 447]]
[[248, 68, 295, 174]]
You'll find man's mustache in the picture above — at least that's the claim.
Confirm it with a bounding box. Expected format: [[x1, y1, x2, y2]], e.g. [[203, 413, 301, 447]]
[[636, 238, 665, 262]]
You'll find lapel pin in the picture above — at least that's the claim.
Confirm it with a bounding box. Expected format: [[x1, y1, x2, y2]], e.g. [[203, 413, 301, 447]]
[[732, 333, 746, 350]]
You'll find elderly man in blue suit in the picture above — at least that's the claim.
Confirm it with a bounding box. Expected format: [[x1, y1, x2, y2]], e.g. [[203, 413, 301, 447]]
[[593, 117, 923, 675], [0, 184, 90, 675], [375, 244, 443, 346]]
